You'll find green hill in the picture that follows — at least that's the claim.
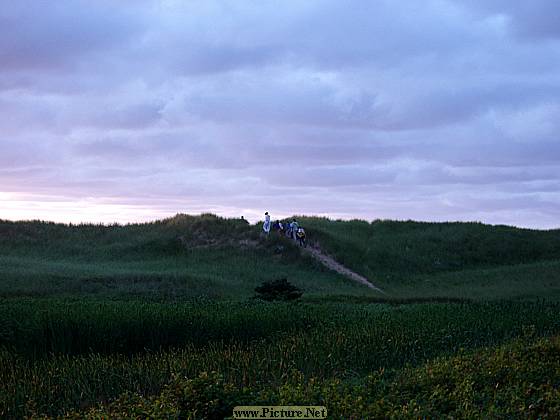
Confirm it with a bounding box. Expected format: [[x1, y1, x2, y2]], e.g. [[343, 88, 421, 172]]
[[2, 214, 560, 300], [299, 217, 560, 299], [0, 214, 371, 300], [1, 214, 560, 417]]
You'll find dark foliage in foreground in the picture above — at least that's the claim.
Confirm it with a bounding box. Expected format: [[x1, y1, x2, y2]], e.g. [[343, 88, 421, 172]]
[[254, 278, 303, 301], [2, 300, 560, 417], [59, 336, 560, 419]]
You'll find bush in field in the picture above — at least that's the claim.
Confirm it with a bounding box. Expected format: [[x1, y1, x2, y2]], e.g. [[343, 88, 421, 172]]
[[254, 278, 303, 302]]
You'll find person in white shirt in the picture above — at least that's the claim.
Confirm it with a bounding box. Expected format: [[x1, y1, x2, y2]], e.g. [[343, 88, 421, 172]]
[[263, 212, 271, 235]]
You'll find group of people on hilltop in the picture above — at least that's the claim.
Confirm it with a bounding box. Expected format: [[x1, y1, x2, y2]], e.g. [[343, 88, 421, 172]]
[[262, 212, 307, 247]]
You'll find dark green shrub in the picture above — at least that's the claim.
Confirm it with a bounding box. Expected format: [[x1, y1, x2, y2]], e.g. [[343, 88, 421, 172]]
[[254, 278, 303, 302]]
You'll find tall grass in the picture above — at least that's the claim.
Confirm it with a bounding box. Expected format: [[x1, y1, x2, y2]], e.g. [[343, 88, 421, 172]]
[[1, 300, 560, 417], [56, 336, 560, 419]]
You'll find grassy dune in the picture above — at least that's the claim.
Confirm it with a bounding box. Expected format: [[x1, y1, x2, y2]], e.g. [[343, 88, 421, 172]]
[[1, 214, 559, 418], [300, 217, 560, 299], [0, 214, 371, 300]]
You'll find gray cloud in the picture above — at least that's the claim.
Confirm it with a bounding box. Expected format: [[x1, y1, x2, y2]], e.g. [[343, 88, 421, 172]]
[[458, 0, 560, 41], [0, 1, 559, 228], [0, 1, 146, 72]]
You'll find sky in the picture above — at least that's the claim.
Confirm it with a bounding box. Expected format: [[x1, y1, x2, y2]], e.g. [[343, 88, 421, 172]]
[[1, 1, 559, 228]]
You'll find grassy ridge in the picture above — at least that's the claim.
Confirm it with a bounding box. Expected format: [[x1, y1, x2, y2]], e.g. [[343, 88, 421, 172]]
[[0, 214, 251, 256], [3, 214, 559, 300], [0, 214, 372, 299], [299, 217, 560, 295]]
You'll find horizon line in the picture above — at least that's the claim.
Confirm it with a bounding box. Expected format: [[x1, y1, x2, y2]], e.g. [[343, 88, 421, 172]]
[[1, 212, 557, 232]]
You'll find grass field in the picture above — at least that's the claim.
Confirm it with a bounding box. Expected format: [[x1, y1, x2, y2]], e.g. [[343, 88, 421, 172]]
[[1, 214, 559, 418]]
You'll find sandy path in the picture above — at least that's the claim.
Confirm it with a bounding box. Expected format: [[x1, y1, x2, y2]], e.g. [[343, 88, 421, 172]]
[[305, 245, 385, 293]]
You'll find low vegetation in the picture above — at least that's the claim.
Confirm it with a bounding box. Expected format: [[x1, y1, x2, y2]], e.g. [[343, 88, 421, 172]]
[[60, 336, 560, 419], [0, 214, 559, 418]]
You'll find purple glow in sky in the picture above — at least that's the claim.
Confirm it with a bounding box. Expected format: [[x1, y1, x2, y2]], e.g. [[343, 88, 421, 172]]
[[1, 1, 559, 228]]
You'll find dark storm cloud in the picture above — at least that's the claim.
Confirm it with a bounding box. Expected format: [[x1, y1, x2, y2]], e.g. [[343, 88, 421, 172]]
[[1, 0, 559, 228]]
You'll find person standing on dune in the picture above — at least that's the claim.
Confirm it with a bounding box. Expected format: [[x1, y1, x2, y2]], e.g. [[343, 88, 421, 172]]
[[272, 220, 283, 234], [290, 218, 299, 241], [263, 212, 271, 235]]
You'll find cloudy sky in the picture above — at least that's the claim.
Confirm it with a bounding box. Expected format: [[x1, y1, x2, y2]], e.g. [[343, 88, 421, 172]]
[[1, 1, 559, 228]]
